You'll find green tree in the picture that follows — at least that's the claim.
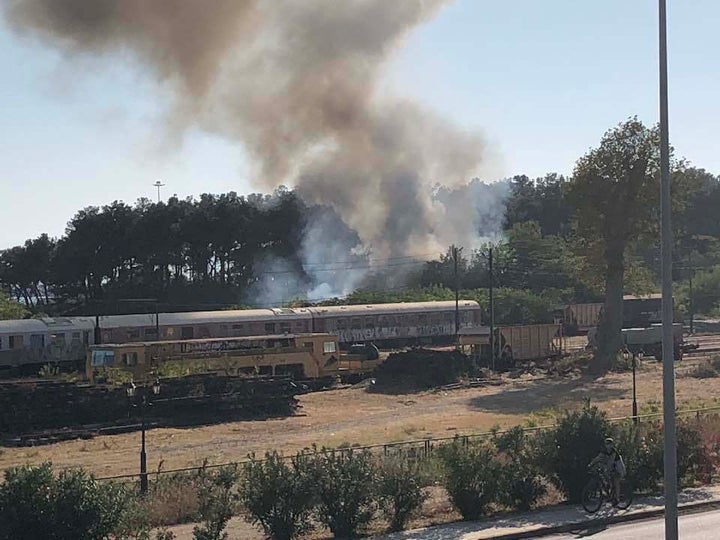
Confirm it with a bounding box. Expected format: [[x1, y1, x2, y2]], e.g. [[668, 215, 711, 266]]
[[566, 118, 662, 369], [0, 290, 27, 320]]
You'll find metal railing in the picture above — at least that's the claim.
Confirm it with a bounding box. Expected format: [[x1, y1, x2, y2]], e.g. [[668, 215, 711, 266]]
[[93, 403, 720, 483]]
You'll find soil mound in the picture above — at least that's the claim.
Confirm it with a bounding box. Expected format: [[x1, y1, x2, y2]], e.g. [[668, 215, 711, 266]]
[[369, 348, 475, 393]]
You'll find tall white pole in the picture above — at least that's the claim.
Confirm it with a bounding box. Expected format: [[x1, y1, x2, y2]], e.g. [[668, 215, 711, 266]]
[[658, 1, 678, 538]]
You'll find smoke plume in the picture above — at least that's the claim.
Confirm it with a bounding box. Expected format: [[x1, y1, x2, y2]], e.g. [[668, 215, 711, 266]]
[[5, 0, 490, 261]]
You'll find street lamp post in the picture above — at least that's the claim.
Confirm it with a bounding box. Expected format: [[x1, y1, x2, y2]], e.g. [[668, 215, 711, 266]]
[[623, 349, 643, 424], [127, 379, 161, 495]]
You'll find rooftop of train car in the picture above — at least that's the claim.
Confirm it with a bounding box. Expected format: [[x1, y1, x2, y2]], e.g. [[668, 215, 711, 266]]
[[96, 307, 313, 328], [89, 332, 336, 349], [0, 317, 96, 333], [308, 300, 480, 316]]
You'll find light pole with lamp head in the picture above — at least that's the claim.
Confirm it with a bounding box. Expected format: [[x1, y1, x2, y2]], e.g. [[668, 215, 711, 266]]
[[127, 378, 161, 495], [623, 348, 643, 424]]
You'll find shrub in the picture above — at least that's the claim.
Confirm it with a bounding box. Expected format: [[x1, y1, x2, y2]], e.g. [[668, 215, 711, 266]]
[[309, 448, 377, 539], [688, 359, 718, 379], [192, 465, 241, 540], [437, 439, 500, 520], [677, 420, 715, 486], [146, 472, 202, 526], [240, 451, 316, 540], [614, 421, 664, 492], [0, 463, 130, 540], [537, 403, 611, 503], [376, 454, 428, 532], [492, 426, 546, 511]]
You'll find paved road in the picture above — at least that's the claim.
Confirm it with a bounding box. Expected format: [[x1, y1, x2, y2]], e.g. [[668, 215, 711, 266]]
[[546, 509, 720, 539]]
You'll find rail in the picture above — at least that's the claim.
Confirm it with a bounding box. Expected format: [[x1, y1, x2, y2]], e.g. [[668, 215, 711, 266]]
[[92, 403, 720, 482]]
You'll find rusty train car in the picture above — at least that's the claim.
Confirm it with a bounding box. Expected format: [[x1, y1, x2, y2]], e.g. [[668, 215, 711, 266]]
[[0, 301, 481, 374]]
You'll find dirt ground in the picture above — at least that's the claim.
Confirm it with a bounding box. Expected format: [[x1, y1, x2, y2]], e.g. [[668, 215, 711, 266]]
[[2, 353, 719, 479]]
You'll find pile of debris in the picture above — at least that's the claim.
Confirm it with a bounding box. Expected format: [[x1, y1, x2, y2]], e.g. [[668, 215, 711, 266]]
[[369, 348, 477, 393]]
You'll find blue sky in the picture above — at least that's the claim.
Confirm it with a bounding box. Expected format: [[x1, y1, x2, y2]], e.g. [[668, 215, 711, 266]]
[[1, 0, 718, 249]]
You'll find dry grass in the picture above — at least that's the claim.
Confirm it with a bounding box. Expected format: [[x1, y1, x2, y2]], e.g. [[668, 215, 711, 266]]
[[3, 356, 720, 480]]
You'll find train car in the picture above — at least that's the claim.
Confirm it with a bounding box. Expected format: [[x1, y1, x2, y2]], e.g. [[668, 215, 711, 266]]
[[87, 333, 341, 383], [96, 308, 313, 343], [0, 317, 95, 374], [496, 324, 563, 363], [307, 300, 481, 347], [562, 303, 603, 335], [1, 300, 483, 373]]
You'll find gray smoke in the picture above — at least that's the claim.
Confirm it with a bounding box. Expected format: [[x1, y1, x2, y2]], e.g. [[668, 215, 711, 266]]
[[5, 0, 490, 261]]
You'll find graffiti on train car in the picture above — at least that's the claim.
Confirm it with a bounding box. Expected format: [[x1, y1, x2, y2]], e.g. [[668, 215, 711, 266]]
[[179, 340, 265, 354], [336, 324, 455, 343]]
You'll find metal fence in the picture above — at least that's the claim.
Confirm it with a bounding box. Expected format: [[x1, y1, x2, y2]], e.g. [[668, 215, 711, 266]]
[[94, 404, 720, 483]]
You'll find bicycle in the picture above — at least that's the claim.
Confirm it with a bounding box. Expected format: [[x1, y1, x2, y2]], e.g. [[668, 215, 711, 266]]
[[581, 465, 633, 513]]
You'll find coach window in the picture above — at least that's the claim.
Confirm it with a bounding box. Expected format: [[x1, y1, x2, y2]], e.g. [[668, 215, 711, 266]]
[[181, 327, 194, 340], [444, 313, 454, 324], [144, 328, 158, 339], [365, 317, 374, 329], [336, 318, 347, 330], [431, 313, 442, 325], [9, 335, 24, 349], [351, 318, 362, 329], [418, 314, 428, 325], [265, 323, 276, 334], [30, 334, 45, 349], [377, 315, 387, 328], [127, 329, 140, 341]]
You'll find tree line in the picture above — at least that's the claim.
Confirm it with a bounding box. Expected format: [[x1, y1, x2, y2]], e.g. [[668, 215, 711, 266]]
[[3, 118, 720, 367]]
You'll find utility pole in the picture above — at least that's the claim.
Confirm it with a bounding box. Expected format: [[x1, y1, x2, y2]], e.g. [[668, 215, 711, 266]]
[[489, 247, 495, 371], [453, 246, 461, 338], [153, 180, 165, 203], [688, 265, 694, 335], [658, 0, 678, 537]]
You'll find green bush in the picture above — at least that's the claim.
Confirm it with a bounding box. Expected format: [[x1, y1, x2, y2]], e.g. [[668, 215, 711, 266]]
[[0, 463, 129, 540], [240, 451, 316, 540], [492, 426, 546, 511], [614, 421, 664, 492], [376, 454, 428, 532], [192, 465, 241, 540], [309, 448, 377, 539], [437, 439, 500, 520], [537, 403, 611, 503], [677, 420, 715, 485]]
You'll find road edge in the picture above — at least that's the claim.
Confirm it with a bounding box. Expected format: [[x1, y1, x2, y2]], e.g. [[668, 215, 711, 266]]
[[488, 498, 720, 539]]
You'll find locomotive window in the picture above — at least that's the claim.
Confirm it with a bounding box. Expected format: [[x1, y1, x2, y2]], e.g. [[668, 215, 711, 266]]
[[30, 334, 45, 349], [336, 318, 347, 330], [265, 323, 276, 333], [323, 341, 337, 353], [280, 322, 291, 334]]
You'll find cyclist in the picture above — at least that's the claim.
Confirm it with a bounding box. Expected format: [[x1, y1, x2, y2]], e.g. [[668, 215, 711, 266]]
[[589, 437, 626, 504]]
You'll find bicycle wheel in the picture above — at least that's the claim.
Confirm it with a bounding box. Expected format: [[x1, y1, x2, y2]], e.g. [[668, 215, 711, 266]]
[[614, 479, 633, 510], [581, 477, 603, 513]]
